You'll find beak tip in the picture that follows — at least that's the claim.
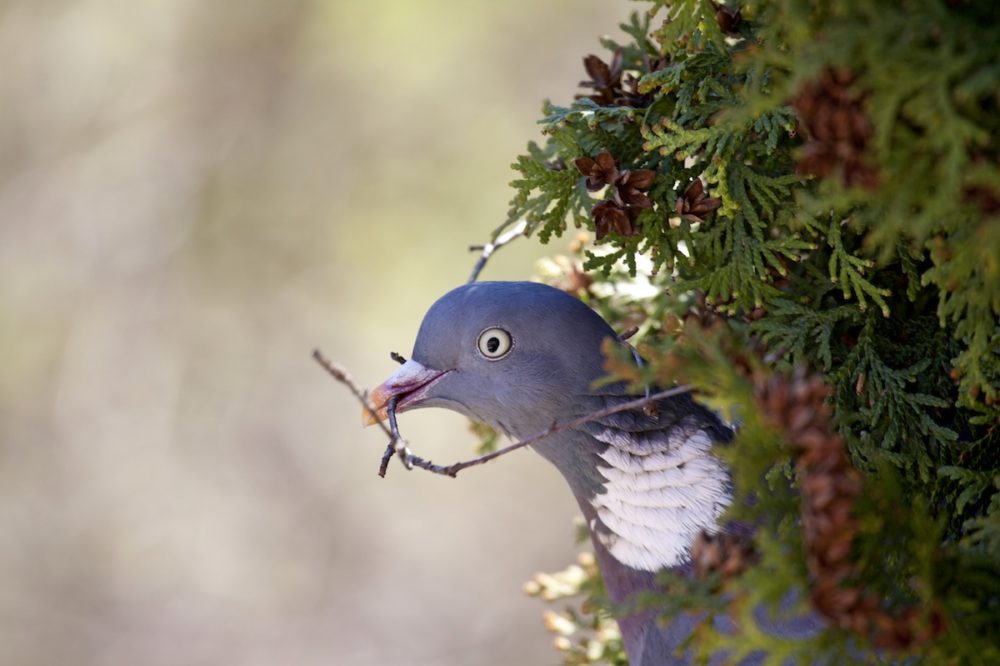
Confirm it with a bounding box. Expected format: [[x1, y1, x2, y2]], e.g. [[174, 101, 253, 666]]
[[363, 384, 390, 426], [362, 408, 385, 426], [361, 360, 439, 431]]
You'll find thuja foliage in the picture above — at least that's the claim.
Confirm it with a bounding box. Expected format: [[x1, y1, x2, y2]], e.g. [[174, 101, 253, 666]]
[[501, 0, 1000, 662]]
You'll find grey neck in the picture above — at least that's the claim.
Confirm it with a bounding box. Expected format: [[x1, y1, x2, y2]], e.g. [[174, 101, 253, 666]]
[[531, 425, 731, 569], [531, 425, 732, 664]]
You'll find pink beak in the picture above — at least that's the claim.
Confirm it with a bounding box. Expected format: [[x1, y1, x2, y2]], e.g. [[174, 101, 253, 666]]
[[363, 359, 450, 425]]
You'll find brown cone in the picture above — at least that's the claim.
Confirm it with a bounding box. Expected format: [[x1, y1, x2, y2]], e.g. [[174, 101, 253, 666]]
[[754, 368, 945, 650]]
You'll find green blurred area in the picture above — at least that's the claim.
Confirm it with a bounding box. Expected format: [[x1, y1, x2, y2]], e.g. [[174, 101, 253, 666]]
[[0, 1, 621, 664]]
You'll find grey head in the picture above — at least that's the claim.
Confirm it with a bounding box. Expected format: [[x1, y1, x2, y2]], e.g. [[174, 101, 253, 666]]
[[367, 281, 663, 507], [367, 280, 747, 664], [369, 280, 621, 438], [422, 280, 617, 423]]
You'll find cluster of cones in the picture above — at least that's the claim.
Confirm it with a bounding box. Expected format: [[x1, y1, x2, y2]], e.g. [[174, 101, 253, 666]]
[[577, 49, 664, 109], [574, 149, 726, 240], [573, 49, 727, 240], [574, 151, 655, 239]]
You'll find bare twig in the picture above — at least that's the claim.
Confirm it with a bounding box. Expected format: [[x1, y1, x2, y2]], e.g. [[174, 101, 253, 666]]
[[378, 444, 395, 476], [468, 219, 528, 283], [313, 344, 693, 479], [425, 384, 692, 477], [313, 349, 414, 478], [312, 349, 386, 435], [378, 397, 401, 476]]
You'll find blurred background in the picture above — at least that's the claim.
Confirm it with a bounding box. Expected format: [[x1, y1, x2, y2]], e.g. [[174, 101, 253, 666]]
[[0, 1, 624, 664]]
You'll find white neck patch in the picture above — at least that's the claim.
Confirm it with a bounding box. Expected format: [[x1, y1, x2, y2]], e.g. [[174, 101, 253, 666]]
[[588, 427, 731, 572]]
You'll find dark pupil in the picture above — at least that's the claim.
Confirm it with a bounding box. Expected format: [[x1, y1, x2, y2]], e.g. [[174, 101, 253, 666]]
[[486, 336, 500, 353]]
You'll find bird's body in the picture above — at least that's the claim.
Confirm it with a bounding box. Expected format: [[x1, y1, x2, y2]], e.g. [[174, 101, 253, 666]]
[[368, 281, 815, 664]]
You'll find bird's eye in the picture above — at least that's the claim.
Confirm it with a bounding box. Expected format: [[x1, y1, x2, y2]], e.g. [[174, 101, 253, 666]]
[[477, 327, 513, 360]]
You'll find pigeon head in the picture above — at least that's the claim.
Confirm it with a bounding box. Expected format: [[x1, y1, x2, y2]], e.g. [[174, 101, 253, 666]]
[[367, 281, 620, 439], [365, 280, 753, 664]]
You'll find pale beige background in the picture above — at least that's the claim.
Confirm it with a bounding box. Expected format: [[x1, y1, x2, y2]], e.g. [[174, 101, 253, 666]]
[[0, 1, 625, 665]]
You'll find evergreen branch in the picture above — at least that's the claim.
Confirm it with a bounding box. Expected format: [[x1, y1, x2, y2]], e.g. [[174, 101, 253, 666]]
[[826, 219, 891, 317], [507, 3, 1000, 659], [541, 99, 641, 129], [751, 299, 861, 370], [939, 466, 995, 516]]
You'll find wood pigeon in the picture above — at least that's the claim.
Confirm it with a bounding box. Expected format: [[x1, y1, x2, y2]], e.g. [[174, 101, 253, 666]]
[[366, 281, 818, 665]]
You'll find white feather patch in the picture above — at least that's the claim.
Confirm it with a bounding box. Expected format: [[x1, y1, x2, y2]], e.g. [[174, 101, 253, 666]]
[[590, 428, 731, 572], [596, 536, 686, 573], [597, 445, 702, 473]]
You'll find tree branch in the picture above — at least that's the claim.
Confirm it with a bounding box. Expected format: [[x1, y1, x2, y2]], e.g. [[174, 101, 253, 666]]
[[313, 348, 691, 479], [467, 219, 528, 283], [313, 349, 413, 478], [425, 384, 692, 477]]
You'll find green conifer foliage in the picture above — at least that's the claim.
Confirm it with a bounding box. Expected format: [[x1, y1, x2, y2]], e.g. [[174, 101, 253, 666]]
[[505, 1, 1000, 661]]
